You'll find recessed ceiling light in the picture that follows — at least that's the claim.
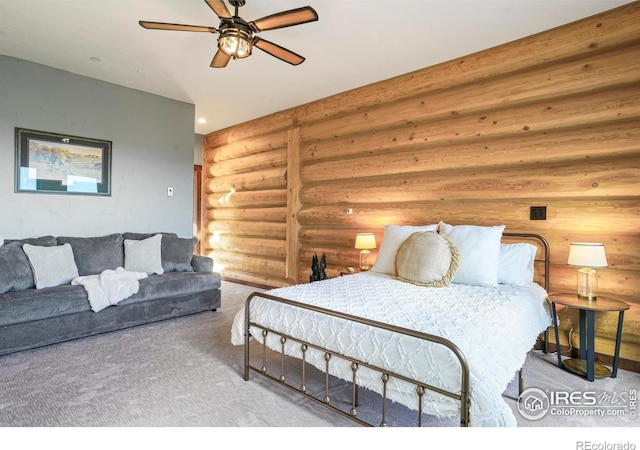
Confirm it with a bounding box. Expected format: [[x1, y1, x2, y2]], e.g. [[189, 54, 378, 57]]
[[197, 118, 207, 124]]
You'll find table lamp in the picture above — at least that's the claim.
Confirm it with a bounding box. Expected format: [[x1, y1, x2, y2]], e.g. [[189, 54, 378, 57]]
[[567, 243, 607, 300], [355, 233, 376, 270]]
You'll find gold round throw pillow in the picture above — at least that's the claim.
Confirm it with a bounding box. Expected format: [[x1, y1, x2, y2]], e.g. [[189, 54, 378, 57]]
[[395, 231, 460, 287]]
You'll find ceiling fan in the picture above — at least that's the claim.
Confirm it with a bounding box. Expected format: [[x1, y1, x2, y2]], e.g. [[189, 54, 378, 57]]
[[139, 0, 318, 68]]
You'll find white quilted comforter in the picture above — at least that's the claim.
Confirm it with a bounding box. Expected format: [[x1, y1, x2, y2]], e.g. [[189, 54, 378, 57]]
[[230, 272, 551, 427]]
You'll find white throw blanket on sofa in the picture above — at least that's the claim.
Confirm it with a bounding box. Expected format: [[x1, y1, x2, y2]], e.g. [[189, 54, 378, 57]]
[[72, 267, 148, 313]]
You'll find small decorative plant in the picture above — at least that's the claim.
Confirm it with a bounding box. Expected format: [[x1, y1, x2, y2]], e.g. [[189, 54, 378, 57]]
[[310, 253, 327, 282]]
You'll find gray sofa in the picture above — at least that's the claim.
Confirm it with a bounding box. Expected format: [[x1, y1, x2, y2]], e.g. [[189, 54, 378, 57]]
[[0, 232, 221, 357]]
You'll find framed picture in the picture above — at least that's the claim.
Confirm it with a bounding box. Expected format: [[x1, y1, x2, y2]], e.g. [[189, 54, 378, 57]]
[[15, 128, 112, 196]]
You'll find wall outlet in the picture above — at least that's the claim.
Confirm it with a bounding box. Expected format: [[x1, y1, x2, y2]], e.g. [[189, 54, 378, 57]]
[[530, 206, 546, 220], [167, 187, 174, 197]]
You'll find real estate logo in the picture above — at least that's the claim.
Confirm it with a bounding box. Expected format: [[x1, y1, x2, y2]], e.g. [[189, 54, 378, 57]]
[[517, 387, 637, 421], [517, 387, 550, 420]]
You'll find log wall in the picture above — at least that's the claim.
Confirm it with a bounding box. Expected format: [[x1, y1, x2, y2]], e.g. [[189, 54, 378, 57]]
[[204, 3, 640, 368]]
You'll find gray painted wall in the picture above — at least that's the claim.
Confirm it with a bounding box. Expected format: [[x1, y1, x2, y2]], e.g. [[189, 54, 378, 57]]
[[0, 56, 195, 239]]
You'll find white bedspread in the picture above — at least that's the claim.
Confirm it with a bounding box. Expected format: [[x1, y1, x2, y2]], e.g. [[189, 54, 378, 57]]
[[231, 271, 551, 427], [72, 267, 148, 313]]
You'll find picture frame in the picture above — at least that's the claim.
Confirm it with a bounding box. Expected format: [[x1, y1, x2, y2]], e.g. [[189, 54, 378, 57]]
[[15, 128, 112, 196]]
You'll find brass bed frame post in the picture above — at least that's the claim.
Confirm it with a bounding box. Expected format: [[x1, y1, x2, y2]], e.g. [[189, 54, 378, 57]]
[[416, 386, 425, 427], [301, 344, 308, 392], [280, 336, 287, 382], [503, 232, 551, 397], [324, 352, 332, 403], [380, 373, 389, 427], [243, 295, 252, 381], [350, 363, 358, 416]]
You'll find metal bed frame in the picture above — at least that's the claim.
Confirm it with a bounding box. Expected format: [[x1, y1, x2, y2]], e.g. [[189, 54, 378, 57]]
[[242, 232, 550, 427]]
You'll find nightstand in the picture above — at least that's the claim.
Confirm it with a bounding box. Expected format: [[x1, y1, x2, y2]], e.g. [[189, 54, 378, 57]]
[[339, 267, 361, 276], [549, 292, 629, 381]]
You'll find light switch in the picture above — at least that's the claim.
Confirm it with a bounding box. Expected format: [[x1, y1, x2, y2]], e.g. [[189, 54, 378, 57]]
[[530, 206, 546, 220]]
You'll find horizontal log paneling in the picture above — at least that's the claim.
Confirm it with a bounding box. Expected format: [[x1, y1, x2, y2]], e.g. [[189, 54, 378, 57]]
[[206, 207, 286, 223], [211, 236, 286, 259], [299, 227, 380, 248], [213, 250, 285, 279], [207, 147, 287, 177], [204, 3, 640, 369], [296, 200, 640, 233], [205, 130, 288, 162], [301, 120, 640, 172], [222, 268, 288, 289], [205, 189, 287, 209], [299, 47, 640, 143], [204, 166, 287, 192], [300, 157, 640, 205], [300, 84, 640, 182], [206, 221, 286, 239]]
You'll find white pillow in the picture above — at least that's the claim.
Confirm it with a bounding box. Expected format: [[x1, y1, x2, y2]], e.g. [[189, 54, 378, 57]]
[[22, 243, 79, 289], [438, 222, 505, 287], [124, 234, 164, 275], [370, 224, 438, 275], [498, 243, 537, 285]]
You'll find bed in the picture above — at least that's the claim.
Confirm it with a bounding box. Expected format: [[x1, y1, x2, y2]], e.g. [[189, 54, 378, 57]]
[[230, 224, 553, 427]]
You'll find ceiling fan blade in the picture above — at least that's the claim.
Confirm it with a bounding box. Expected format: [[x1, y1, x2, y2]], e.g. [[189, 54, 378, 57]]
[[210, 49, 231, 68], [253, 37, 305, 66], [249, 6, 318, 32], [204, 0, 232, 19], [139, 21, 217, 33]]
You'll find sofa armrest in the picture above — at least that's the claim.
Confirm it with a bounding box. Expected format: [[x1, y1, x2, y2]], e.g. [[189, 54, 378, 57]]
[[191, 255, 214, 273]]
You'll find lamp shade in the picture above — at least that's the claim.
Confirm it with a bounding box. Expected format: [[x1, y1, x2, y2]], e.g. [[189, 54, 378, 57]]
[[567, 243, 608, 268], [355, 233, 376, 250]]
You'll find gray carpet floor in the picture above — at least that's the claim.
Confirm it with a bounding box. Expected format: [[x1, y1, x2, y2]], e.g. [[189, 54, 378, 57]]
[[1, 280, 638, 446]]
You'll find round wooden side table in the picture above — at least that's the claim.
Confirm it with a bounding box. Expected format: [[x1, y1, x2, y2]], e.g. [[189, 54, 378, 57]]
[[548, 292, 629, 382]]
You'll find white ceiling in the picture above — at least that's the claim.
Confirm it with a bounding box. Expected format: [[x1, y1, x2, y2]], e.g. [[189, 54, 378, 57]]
[[0, 0, 633, 135]]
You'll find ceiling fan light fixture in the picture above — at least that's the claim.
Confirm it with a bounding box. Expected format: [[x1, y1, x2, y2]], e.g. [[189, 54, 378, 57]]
[[140, 1, 318, 68], [218, 27, 252, 59]]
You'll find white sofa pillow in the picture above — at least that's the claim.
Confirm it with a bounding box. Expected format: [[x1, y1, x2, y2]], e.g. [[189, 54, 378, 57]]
[[22, 243, 79, 289], [438, 222, 505, 287], [124, 234, 164, 275], [498, 243, 537, 285], [370, 224, 438, 275]]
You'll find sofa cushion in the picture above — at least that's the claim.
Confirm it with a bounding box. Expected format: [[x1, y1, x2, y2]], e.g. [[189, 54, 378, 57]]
[[126, 272, 221, 304], [4, 236, 57, 247], [57, 233, 125, 276], [161, 236, 197, 272], [0, 272, 221, 326], [0, 284, 89, 326], [0, 242, 35, 293]]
